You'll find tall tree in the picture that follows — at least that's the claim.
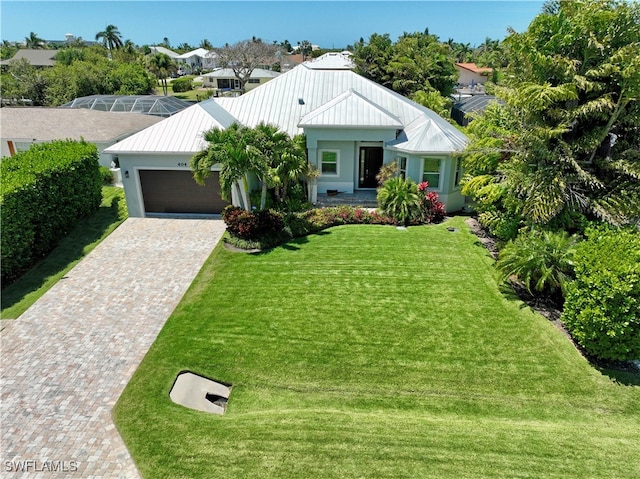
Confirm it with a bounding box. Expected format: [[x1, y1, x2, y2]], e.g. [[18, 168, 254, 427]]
[[200, 39, 213, 50], [297, 40, 312, 61], [146, 52, 177, 95], [215, 39, 280, 94], [462, 0, 640, 233], [24, 32, 46, 49], [95, 24, 123, 56]]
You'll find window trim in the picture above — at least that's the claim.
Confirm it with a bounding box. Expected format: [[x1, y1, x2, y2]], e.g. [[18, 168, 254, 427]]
[[398, 156, 407, 180], [453, 157, 463, 189], [319, 149, 340, 176], [421, 157, 444, 191]]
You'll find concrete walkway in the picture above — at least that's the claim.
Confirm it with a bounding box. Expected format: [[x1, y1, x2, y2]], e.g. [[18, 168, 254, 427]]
[[1, 218, 226, 478]]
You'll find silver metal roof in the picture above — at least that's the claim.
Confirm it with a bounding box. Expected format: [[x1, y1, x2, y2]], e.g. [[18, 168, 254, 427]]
[[202, 68, 280, 79], [105, 101, 236, 154]]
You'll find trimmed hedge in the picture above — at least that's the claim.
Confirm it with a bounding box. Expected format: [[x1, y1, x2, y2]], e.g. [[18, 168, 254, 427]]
[[171, 77, 194, 93], [1, 140, 102, 283], [562, 228, 640, 361]]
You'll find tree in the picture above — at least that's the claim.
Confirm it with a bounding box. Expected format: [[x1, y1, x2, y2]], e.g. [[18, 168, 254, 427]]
[[297, 40, 312, 61], [200, 39, 213, 50], [462, 0, 640, 232], [95, 24, 123, 56], [24, 32, 46, 49], [0, 58, 47, 105], [214, 39, 280, 93], [146, 53, 177, 95]]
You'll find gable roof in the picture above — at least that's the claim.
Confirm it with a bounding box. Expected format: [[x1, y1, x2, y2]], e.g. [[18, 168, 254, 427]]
[[0, 108, 161, 143], [105, 101, 237, 154], [298, 89, 402, 129], [203, 68, 280, 79], [177, 48, 210, 59], [0, 49, 56, 67], [455, 62, 493, 75], [305, 52, 354, 70], [149, 46, 179, 58]]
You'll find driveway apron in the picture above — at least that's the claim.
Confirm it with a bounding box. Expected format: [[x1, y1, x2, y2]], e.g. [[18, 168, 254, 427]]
[[1, 217, 226, 478]]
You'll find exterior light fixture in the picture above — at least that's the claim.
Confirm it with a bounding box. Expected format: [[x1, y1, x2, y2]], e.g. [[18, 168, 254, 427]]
[[124, 170, 129, 179]]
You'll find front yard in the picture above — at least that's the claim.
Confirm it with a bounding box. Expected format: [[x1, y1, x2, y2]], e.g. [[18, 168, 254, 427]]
[[114, 217, 640, 478]]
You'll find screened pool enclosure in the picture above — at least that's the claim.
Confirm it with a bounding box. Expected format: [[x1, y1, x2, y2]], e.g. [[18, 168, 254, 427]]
[[61, 95, 191, 117]]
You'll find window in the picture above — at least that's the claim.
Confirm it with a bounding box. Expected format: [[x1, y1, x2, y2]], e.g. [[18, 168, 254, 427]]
[[422, 158, 441, 189], [454, 158, 463, 188], [248, 78, 260, 84], [398, 156, 407, 179], [320, 150, 339, 175]]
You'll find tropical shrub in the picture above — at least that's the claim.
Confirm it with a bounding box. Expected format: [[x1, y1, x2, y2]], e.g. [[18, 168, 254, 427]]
[[495, 230, 579, 300], [1, 140, 101, 282], [377, 177, 422, 226], [222, 206, 284, 241], [418, 181, 445, 223], [562, 228, 640, 361], [100, 165, 114, 185], [171, 77, 194, 93]]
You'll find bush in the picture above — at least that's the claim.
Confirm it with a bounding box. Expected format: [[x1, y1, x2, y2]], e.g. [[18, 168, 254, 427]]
[[562, 228, 640, 361], [100, 165, 114, 185], [1, 140, 101, 282], [171, 77, 194, 92], [377, 177, 422, 226], [222, 206, 284, 241], [418, 182, 445, 223], [496, 230, 578, 301]]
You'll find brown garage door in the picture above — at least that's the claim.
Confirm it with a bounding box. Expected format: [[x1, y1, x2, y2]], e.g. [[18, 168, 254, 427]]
[[139, 170, 229, 214]]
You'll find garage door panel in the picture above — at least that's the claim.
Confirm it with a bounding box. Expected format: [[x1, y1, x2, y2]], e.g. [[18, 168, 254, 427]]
[[139, 170, 228, 214]]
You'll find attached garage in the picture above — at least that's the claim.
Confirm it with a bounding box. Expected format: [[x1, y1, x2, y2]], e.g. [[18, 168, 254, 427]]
[[139, 170, 228, 215]]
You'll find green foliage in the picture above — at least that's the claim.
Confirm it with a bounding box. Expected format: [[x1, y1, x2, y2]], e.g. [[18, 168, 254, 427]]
[[562, 228, 640, 361], [99, 166, 114, 185], [171, 76, 194, 93], [377, 177, 422, 226], [496, 230, 579, 299], [411, 89, 453, 118], [375, 160, 399, 186], [1, 141, 102, 283]]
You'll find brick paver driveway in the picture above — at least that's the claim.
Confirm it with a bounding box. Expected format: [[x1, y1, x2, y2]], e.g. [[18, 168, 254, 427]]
[[1, 218, 226, 478]]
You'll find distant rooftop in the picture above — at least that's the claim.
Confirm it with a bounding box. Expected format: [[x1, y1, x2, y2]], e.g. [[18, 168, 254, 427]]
[[305, 51, 354, 70], [61, 95, 191, 117], [455, 62, 493, 75], [0, 49, 57, 67]]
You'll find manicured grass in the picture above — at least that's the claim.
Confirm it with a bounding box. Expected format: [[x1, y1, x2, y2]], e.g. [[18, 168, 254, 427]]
[[114, 217, 640, 479], [1, 186, 127, 319]]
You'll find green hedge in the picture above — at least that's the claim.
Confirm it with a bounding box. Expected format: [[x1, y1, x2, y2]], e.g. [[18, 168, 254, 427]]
[[562, 228, 640, 361], [1, 140, 102, 283], [171, 77, 194, 92]]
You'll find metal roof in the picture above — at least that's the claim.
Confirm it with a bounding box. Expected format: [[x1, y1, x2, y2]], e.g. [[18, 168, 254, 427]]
[[202, 68, 280, 79], [61, 95, 191, 117], [298, 89, 402, 129], [0, 107, 161, 143], [305, 52, 354, 70], [149, 46, 180, 58], [176, 48, 210, 59], [105, 101, 237, 154], [386, 114, 468, 154], [0, 49, 56, 66]]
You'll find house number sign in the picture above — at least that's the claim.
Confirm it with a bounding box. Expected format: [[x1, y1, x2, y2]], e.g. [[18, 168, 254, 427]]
[[177, 162, 188, 167]]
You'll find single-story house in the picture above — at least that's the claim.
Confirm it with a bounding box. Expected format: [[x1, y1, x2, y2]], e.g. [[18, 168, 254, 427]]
[[1, 108, 162, 167], [202, 68, 280, 93], [105, 60, 468, 217], [455, 62, 493, 87], [0, 49, 57, 67]]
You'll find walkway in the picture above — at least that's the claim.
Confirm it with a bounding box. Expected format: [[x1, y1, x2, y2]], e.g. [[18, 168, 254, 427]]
[[1, 218, 226, 478]]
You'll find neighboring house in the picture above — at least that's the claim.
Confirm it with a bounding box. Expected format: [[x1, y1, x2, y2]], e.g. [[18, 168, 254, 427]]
[[280, 53, 304, 72], [203, 51, 219, 70], [202, 68, 281, 94], [1, 108, 162, 167], [148, 46, 180, 59], [105, 62, 468, 217], [305, 51, 354, 70], [0, 49, 57, 67], [176, 48, 211, 73], [451, 95, 503, 127], [455, 62, 493, 87]]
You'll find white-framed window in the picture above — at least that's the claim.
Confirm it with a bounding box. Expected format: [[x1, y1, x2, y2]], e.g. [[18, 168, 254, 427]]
[[398, 156, 407, 179], [453, 157, 463, 188], [320, 150, 339, 175], [422, 157, 442, 189]]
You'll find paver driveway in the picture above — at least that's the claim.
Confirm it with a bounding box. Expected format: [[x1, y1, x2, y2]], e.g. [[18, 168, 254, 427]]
[[1, 218, 226, 478]]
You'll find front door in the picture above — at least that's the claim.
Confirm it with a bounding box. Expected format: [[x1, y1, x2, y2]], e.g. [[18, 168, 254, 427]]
[[358, 147, 383, 189]]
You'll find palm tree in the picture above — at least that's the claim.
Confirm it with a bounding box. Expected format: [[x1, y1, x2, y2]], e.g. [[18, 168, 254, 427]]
[[200, 39, 213, 50], [95, 25, 123, 56], [146, 53, 177, 95], [25, 32, 45, 49]]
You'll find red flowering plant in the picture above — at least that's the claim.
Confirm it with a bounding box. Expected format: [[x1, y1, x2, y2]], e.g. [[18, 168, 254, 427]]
[[417, 181, 446, 223]]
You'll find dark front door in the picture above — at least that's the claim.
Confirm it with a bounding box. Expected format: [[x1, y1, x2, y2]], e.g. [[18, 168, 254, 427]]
[[358, 147, 383, 189]]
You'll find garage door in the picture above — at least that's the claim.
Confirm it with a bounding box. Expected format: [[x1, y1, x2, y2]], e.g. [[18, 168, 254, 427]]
[[139, 170, 229, 214]]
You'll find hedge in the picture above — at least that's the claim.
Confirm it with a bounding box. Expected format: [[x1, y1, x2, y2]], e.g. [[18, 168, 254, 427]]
[[562, 228, 640, 361], [1, 140, 102, 283], [171, 77, 194, 92]]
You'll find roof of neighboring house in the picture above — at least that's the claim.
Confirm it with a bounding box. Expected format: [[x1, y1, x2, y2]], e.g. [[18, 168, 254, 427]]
[[149, 46, 180, 58], [203, 68, 280, 79], [455, 62, 493, 74], [453, 94, 503, 113], [0, 108, 162, 143], [104, 101, 236, 154], [177, 48, 210, 59], [305, 52, 355, 70], [107, 63, 468, 155], [0, 49, 57, 66]]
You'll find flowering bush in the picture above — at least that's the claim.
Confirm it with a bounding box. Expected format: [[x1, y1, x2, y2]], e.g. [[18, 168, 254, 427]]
[[222, 206, 284, 240], [418, 181, 446, 223]]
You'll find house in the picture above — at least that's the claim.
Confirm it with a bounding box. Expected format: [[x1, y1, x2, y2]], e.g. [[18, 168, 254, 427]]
[[1, 108, 162, 167], [202, 68, 280, 94], [176, 48, 211, 74], [148, 46, 180, 59], [0, 49, 57, 67], [105, 62, 468, 217], [455, 62, 493, 87], [451, 95, 503, 126]]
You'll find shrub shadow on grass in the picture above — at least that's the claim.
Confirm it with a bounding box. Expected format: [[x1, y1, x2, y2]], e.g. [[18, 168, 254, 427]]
[[1, 193, 126, 318]]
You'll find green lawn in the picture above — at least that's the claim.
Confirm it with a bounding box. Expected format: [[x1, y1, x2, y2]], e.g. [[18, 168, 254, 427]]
[[114, 217, 640, 479], [1, 186, 127, 319]]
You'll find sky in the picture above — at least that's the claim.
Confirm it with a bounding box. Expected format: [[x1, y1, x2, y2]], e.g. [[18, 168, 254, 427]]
[[1, 1, 545, 49]]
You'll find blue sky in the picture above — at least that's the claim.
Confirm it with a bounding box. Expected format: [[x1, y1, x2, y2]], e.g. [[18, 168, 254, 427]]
[[2, 1, 545, 49]]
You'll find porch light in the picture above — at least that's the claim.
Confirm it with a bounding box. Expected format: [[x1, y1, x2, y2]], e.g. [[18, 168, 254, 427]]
[[124, 170, 129, 179]]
